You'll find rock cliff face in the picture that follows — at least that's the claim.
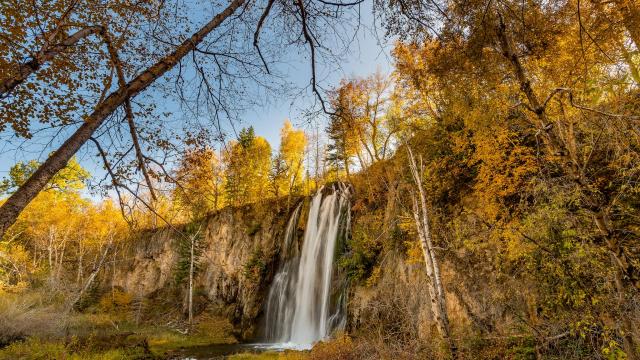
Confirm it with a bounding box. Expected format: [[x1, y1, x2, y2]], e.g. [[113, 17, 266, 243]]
[[108, 187, 436, 343], [347, 252, 434, 339], [111, 200, 303, 338]]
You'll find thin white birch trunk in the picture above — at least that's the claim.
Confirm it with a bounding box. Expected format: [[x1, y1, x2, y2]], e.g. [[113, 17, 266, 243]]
[[188, 225, 202, 326], [56, 237, 67, 281], [406, 144, 455, 357], [47, 226, 54, 270], [188, 235, 195, 325], [71, 236, 112, 310], [77, 242, 84, 284]]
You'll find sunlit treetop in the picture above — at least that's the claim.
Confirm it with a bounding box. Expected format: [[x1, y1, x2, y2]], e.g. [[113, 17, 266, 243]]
[[0, 157, 89, 195]]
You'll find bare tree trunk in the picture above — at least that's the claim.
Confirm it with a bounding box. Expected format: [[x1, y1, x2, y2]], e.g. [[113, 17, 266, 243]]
[[77, 242, 83, 284], [47, 226, 54, 270], [339, 131, 351, 180], [355, 149, 367, 170], [214, 181, 220, 210], [111, 245, 117, 295], [406, 144, 456, 358], [315, 127, 320, 189], [0, 0, 246, 239], [56, 236, 67, 281], [188, 225, 202, 327], [188, 234, 195, 325], [71, 238, 112, 310]]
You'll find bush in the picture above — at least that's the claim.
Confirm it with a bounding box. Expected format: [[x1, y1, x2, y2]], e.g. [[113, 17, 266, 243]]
[[193, 314, 237, 344], [243, 247, 267, 282], [0, 338, 67, 359], [338, 217, 383, 284], [97, 288, 132, 313], [307, 336, 359, 360], [246, 222, 262, 236]]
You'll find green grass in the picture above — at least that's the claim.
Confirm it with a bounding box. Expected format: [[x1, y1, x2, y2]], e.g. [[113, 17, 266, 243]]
[[0, 338, 149, 360], [141, 315, 237, 356], [228, 351, 304, 360], [0, 312, 238, 359], [145, 328, 236, 356]]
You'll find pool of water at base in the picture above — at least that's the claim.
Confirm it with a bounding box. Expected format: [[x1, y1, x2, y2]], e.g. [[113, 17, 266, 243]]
[[166, 342, 313, 359]]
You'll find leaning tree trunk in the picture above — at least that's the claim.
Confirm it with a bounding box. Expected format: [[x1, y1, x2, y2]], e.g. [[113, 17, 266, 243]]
[[0, 0, 246, 239], [77, 243, 84, 285], [406, 144, 456, 358]]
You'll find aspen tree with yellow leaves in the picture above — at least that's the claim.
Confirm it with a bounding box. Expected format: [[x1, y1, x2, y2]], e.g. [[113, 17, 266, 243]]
[[272, 120, 306, 201]]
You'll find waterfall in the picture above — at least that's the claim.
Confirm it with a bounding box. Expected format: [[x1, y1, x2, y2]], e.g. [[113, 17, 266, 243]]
[[263, 183, 351, 349]]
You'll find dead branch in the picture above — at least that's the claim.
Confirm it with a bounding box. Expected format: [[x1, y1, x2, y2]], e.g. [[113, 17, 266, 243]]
[[253, 0, 275, 74], [100, 27, 158, 202], [545, 87, 640, 119], [295, 0, 335, 115], [89, 137, 171, 228]]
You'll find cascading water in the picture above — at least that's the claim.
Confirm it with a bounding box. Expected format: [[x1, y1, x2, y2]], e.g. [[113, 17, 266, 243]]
[[263, 183, 351, 349]]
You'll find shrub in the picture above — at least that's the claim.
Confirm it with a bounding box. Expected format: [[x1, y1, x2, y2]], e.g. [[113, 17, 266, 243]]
[[193, 314, 237, 344], [338, 217, 383, 284], [246, 222, 262, 236], [243, 247, 266, 282], [307, 335, 358, 360], [0, 338, 67, 359], [97, 288, 133, 313]]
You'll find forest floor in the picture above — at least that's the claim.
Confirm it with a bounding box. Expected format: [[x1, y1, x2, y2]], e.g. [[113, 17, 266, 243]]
[[0, 313, 358, 360], [0, 290, 356, 359], [0, 311, 243, 359]]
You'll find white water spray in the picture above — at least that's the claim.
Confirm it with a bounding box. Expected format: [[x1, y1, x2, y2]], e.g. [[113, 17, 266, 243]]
[[263, 183, 351, 349]]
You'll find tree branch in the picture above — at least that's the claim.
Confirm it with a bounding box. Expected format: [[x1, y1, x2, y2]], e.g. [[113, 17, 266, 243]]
[[90, 137, 170, 228], [545, 87, 640, 119], [88, 137, 130, 226], [0, 26, 102, 98], [253, 0, 275, 74], [318, 0, 364, 6], [295, 0, 334, 115], [100, 27, 158, 201]]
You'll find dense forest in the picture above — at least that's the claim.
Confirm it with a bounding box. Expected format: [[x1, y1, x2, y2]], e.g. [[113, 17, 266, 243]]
[[0, 0, 639, 359]]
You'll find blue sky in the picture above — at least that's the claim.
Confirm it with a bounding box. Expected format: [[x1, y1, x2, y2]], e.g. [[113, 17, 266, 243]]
[[0, 2, 393, 191], [232, 2, 394, 150]]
